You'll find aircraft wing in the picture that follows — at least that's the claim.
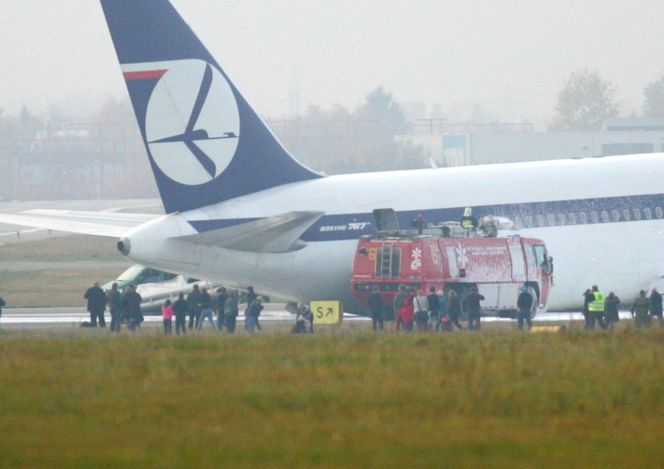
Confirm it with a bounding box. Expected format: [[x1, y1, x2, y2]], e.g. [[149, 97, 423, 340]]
[[178, 211, 325, 253], [0, 210, 158, 238]]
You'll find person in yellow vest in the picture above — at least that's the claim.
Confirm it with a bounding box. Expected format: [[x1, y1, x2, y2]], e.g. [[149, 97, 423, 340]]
[[587, 285, 607, 329], [460, 207, 478, 235]]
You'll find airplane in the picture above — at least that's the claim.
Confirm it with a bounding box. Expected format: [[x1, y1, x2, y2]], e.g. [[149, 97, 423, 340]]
[[1, 0, 664, 315]]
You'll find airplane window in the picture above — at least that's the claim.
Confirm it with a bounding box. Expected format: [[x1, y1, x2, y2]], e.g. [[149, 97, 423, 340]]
[[524, 215, 533, 228], [656, 207, 663, 219], [142, 268, 162, 283], [535, 215, 545, 227], [590, 211, 599, 224], [547, 214, 556, 226], [600, 210, 609, 223], [568, 213, 577, 225], [579, 212, 588, 224], [557, 213, 566, 226], [623, 209, 631, 221], [611, 210, 620, 222], [633, 208, 642, 221], [643, 208, 652, 220], [513, 215, 523, 229]]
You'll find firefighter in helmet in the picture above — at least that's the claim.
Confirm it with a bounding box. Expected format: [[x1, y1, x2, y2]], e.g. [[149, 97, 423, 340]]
[[587, 285, 607, 329], [460, 207, 478, 234]]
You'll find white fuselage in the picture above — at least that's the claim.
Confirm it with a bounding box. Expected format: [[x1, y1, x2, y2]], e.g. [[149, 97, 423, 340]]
[[122, 153, 664, 313]]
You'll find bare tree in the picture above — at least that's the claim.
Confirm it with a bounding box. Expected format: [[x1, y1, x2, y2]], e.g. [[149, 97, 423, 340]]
[[550, 70, 618, 131], [643, 74, 664, 118]]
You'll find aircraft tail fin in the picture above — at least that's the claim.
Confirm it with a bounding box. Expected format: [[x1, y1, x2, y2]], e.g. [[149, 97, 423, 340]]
[[100, 0, 321, 213]]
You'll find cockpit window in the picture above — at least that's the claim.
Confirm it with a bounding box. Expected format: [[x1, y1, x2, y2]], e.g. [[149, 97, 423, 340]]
[[117, 265, 146, 282]]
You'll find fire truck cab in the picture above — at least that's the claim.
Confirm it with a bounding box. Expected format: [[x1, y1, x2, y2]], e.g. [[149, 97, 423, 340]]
[[351, 213, 553, 318]]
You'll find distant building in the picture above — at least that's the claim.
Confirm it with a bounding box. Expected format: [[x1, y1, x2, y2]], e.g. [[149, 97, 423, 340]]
[[0, 121, 157, 201], [396, 118, 664, 167]]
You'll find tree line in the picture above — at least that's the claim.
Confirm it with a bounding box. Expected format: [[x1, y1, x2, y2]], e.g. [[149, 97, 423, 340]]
[[550, 70, 664, 131]]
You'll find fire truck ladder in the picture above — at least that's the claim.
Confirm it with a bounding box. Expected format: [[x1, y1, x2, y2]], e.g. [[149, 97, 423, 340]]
[[378, 246, 394, 277]]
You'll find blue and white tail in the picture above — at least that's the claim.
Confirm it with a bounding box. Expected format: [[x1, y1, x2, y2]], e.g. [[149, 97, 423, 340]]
[[100, 0, 320, 213]]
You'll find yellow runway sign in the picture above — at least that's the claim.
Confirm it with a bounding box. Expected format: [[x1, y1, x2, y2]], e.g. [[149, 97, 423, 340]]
[[310, 300, 343, 325]]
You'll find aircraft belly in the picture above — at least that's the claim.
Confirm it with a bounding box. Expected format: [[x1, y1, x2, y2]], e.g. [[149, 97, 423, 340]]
[[522, 219, 664, 309], [131, 219, 664, 314], [136, 239, 363, 312]]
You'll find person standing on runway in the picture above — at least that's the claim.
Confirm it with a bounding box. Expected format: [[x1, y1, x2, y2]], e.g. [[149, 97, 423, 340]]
[[224, 291, 240, 334], [367, 286, 384, 332], [173, 292, 189, 336], [162, 299, 174, 335], [649, 287, 663, 327], [107, 283, 123, 332], [196, 287, 217, 331], [215, 287, 229, 331], [187, 284, 202, 329], [84, 282, 107, 328]]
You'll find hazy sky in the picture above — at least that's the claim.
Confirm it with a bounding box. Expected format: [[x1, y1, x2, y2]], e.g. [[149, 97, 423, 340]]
[[3, 0, 664, 126]]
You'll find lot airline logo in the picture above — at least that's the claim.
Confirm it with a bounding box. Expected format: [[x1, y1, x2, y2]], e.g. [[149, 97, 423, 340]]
[[122, 59, 240, 186]]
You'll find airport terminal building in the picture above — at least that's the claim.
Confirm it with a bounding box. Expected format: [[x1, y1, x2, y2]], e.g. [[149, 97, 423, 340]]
[[396, 118, 664, 167]]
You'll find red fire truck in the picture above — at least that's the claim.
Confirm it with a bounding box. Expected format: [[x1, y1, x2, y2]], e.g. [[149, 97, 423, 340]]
[[351, 231, 553, 318]]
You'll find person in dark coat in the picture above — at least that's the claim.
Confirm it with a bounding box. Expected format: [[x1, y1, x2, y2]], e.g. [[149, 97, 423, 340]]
[[427, 286, 440, 329], [516, 286, 534, 330], [582, 288, 594, 329], [122, 285, 143, 331], [392, 285, 407, 323], [604, 292, 621, 330], [107, 282, 123, 332], [631, 290, 651, 329], [413, 213, 425, 235], [447, 290, 464, 330], [0, 295, 5, 318], [245, 297, 263, 334], [187, 284, 202, 329], [367, 286, 384, 331], [216, 287, 229, 331], [650, 288, 663, 327], [196, 287, 217, 331], [84, 282, 107, 327], [464, 286, 485, 331], [246, 286, 260, 330], [224, 291, 239, 334], [173, 292, 189, 336]]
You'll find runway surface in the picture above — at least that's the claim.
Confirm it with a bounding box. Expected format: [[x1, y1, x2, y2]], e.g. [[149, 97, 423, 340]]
[[0, 305, 634, 329]]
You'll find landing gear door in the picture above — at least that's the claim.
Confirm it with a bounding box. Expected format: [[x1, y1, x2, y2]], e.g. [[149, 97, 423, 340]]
[[373, 209, 400, 235]]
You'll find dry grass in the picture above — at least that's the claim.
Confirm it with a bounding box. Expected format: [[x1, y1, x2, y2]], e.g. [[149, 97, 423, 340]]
[[0, 329, 663, 467], [0, 235, 121, 262], [0, 270, 123, 307]]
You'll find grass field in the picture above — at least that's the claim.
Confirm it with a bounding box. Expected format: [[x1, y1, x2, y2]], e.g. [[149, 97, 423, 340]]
[[0, 235, 128, 306], [0, 269, 123, 307], [0, 235, 121, 262], [0, 327, 663, 467]]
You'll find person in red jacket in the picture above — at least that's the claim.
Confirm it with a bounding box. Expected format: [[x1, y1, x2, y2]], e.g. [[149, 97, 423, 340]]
[[395, 289, 415, 332]]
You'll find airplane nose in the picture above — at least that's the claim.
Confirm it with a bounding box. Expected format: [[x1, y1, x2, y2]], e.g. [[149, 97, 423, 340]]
[[117, 238, 131, 256]]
